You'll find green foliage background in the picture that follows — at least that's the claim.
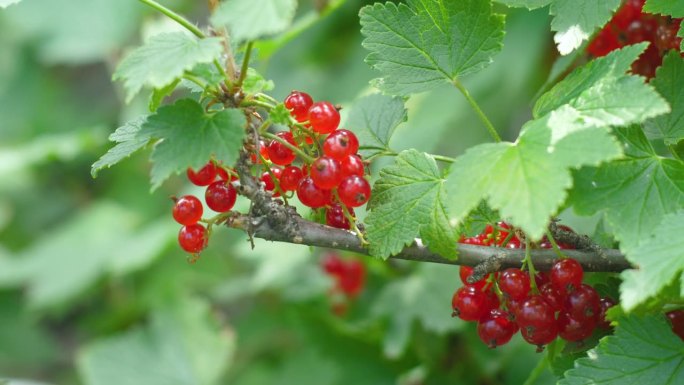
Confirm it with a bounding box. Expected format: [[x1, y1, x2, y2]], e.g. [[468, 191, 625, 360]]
[[0, 0, 614, 384]]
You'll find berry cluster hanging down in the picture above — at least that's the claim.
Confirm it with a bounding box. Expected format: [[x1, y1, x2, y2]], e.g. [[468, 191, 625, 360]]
[[321, 252, 366, 316], [170, 91, 372, 257], [453, 223, 616, 350], [587, 0, 683, 78]]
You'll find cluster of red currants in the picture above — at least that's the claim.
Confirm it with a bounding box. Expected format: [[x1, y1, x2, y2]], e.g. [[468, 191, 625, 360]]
[[172, 161, 237, 254], [587, 0, 683, 78], [453, 224, 615, 350], [260, 91, 371, 230], [321, 253, 366, 315]]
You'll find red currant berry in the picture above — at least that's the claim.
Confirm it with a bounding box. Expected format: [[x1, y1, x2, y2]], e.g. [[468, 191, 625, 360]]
[[521, 325, 558, 349], [251, 140, 270, 164], [337, 175, 371, 208], [321, 253, 345, 276], [598, 297, 617, 329], [297, 177, 331, 208], [172, 195, 203, 225], [477, 308, 518, 348], [498, 268, 531, 301], [666, 310, 684, 340], [279, 166, 304, 191], [338, 259, 365, 297], [308, 101, 340, 134], [178, 223, 208, 253], [550, 258, 584, 294], [587, 27, 621, 57], [461, 236, 484, 246], [534, 271, 550, 288], [557, 312, 596, 342], [267, 132, 297, 166], [539, 283, 563, 312], [326, 204, 353, 230], [284, 90, 313, 122], [205, 181, 237, 212], [339, 154, 365, 178], [564, 284, 601, 322], [517, 296, 556, 333], [310, 156, 342, 189], [451, 285, 491, 321], [260, 168, 283, 197], [323, 129, 359, 161], [187, 162, 217, 186], [505, 236, 522, 248]]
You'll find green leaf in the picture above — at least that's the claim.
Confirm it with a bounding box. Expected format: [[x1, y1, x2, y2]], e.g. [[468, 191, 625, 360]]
[[366, 150, 458, 259], [0, 203, 173, 308], [535, 43, 669, 143], [560, 315, 684, 385], [345, 93, 407, 158], [644, 0, 684, 17], [113, 32, 223, 102], [494, 0, 552, 9], [372, 264, 461, 358], [149, 79, 180, 113], [549, 0, 621, 55], [620, 211, 684, 311], [571, 126, 684, 250], [446, 117, 622, 240], [78, 297, 235, 385], [210, 0, 297, 43], [0, 0, 22, 8], [644, 51, 684, 144], [359, 0, 505, 95], [91, 117, 150, 177], [241, 68, 274, 95], [139, 99, 246, 190]]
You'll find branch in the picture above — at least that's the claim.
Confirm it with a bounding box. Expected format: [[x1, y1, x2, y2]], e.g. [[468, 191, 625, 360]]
[[225, 212, 632, 272]]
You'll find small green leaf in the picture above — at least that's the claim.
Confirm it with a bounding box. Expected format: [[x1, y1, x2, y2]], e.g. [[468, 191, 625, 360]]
[[446, 117, 622, 240], [113, 32, 223, 102], [360, 0, 505, 95], [620, 211, 684, 311], [241, 68, 274, 95], [345, 93, 407, 157], [211, 0, 297, 43], [366, 150, 458, 259], [0, 0, 22, 8], [91, 116, 150, 177], [560, 315, 684, 385], [139, 99, 246, 190], [549, 0, 621, 55], [149, 79, 180, 112], [494, 0, 552, 9], [644, 0, 684, 17], [644, 51, 684, 144], [269, 103, 292, 126], [78, 297, 235, 385], [571, 126, 684, 250]]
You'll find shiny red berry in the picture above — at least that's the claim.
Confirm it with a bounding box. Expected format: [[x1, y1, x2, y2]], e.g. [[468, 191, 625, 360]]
[[338, 259, 365, 297], [451, 285, 491, 321], [477, 308, 518, 348], [308, 101, 340, 134], [284, 90, 313, 122], [337, 175, 371, 208], [339, 154, 365, 178], [498, 268, 531, 301], [187, 162, 217, 186], [550, 258, 584, 294], [279, 166, 303, 191], [539, 283, 563, 312], [323, 129, 359, 160], [598, 297, 617, 329], [205, 181, 237, 212], [172, 195, 203, 225], [311, 156, 342, 189], [260, 168, 283, 197], [557, 312, 596, 342], [564, 284, 601, 322], [297, 177, 331, 208], [321, 253, 345, 275], [267, 132, 297, 166], [178, 223, 208, 253], [326, 204, 353, 230]]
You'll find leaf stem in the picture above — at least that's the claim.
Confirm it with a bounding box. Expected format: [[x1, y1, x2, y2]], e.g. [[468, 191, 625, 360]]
[[453, 79, 501, 143], [261, 132, 315, 163], [544, 229, 566, 259], [235, 41, 254, 90], [523, 238, 538, 292], [522, 354, 549, 385], [138, 0, 205, 38], [333, 189, 368, 245]]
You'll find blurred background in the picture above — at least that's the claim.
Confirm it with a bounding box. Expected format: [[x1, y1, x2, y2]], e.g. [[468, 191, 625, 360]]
[[0, 0, 578, 383]]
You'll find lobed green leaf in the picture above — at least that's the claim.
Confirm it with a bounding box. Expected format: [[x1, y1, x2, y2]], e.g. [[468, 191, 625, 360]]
[[345, 93, 407, 158], [91, 116, 150, 177], [560, 315, 684, 384], [644, 0, 684, 17], [645, 51, 684, 144], [360, 0, 505, 96]]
